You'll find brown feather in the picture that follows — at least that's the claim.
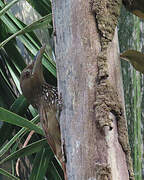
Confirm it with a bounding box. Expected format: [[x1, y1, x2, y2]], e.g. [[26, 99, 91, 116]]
[[20, 45, 66, 179]]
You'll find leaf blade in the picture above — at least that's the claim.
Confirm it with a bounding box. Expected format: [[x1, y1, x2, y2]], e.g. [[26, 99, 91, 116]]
[[0, 107, 44, 136]]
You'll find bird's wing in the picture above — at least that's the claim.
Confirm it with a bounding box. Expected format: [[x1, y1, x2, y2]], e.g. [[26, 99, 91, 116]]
[[39, 103, 56, 155]]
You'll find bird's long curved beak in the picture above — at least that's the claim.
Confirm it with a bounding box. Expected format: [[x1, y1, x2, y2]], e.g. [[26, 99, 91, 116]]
[[32, 44, 46, 75]]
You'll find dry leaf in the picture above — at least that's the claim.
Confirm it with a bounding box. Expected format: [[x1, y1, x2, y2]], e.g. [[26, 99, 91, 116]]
[[120, 50, 144, 73], [123, 0, 144, 19]]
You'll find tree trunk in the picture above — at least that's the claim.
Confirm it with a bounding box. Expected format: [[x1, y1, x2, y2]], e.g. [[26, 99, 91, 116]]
[[119, 8, 143, 179], [52, 1, 134, 179]]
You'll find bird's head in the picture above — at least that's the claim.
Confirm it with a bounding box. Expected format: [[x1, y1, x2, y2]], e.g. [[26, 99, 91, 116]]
[[20, 45, 46, 100]]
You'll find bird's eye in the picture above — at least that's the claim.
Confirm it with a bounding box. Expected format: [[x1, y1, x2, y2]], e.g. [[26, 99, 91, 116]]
[[25, 71, 30, 78]]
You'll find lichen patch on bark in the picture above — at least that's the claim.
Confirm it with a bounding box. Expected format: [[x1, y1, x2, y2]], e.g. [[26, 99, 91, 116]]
[[90, 0, 134, 179], [117, 115, 135, 180], [95, 163, 112, 180], [90, 0, 121, 49]]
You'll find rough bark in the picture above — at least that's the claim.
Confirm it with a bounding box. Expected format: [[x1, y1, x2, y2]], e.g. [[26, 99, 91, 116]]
[[52, 0, 134, 179]]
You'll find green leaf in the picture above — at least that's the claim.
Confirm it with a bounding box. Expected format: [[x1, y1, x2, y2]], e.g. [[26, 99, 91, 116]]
[[0, 14, 52, 48], [0, 168, 20, 180], [47, 162, 63, 180], [26, 0, 51, 16], [0, 0, 20, 17], [0, 115, 39, 157], [0, 107, 44, 136], [0, 139, 48, 164], [0, 122, 14, 146], [10, 95, 29, 115], [5, 60, 21, 92], [0, 73, 16, 107], [26, 0, 53, 35], [29, 148, 53, 180], [0, 0, 56, 77]]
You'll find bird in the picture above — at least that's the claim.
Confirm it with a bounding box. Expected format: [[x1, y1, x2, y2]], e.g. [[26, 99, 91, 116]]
[[20, 45, 66, 179]]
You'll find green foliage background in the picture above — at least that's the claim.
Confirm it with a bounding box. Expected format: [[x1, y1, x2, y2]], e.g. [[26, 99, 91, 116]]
[[119, 6, 144, 180], [0, 0, 64, 179]]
